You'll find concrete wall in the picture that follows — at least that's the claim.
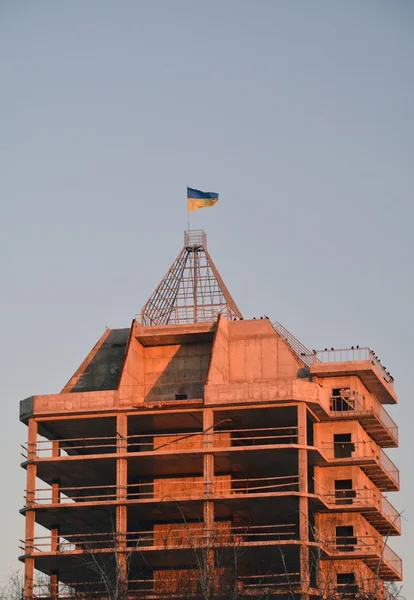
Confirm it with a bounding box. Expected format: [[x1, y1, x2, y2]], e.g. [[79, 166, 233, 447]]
[[205, 378, 329, 410], [143, 342, 212, 401], [31, 390, 119, 416], [119, 334, 145, 405], [66, 329, 130, 393], [316, 375, 370, 399], [206, 315, 229, 385], [315, 420, 378, 461], [320, 559, 383, 597], [314, 465, 376, 498], [316, 511, 380, 545], [227, 320, 303, 383]]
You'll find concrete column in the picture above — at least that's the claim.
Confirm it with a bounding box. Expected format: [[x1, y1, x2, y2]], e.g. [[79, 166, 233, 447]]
[[116, 414, 128, 591], [51, 440, 60, 586], [297, 403, 307, 447], [203, 409, 215, 587], [203, 409, 214, 505], [298, 404, 310, 600], [50, 573, 59, 600], [52, 440, 60, 458], [50, 481, 60, 564], [24, 418, 38, 600]]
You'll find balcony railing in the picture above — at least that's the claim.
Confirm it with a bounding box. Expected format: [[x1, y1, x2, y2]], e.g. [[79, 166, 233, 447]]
[[31, 572, 302, 599], [329, 393, 398, 445], [321, 534, 381, 556], [21, 426, 300, 459], [381, 495, 402, 531], [315, 347, 394, 387], [379, 448, 400, 487], [25, 474, 300, 506], [21, 523, 299, 554], [383, 545, 403, 579], [320, 535, 402, 580], [316, 487, 401, 535], [273, 322, 319, 367], [319, 440, 400, 490]]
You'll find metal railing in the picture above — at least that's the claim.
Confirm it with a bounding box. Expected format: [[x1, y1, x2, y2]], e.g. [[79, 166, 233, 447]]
[[21, 426, 300, 459], [316, 488, 401, 532], [379, 448, 400, 487], [320, 536, 402, 578], [383, 545, 403, 579], [273, 322, 319, 367], [381, 496, 402, 531], [273, 324, 395, 387], [321, 534, 382, 556], [31, 572, 302, 598], [315, 347, 394, 387], [21, 523, 299, 554], [319, 440, 400, 489], [329, 393, 398, 444], [184, 229, 207, 248], [376, 405, 398, 441], [25, 474, 300, 506]]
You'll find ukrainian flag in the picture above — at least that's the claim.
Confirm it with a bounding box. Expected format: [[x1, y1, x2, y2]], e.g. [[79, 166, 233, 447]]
[[187, 187, 219, 212]]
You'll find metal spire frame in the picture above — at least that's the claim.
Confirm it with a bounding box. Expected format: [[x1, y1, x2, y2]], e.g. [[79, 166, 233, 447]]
[[140, 230, 243, 325]]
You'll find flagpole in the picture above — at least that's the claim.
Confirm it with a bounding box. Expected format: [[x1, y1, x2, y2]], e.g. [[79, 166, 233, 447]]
[[187, 187, 190, 231]]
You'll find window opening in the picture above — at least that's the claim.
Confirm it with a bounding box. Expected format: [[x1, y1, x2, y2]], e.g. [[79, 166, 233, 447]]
[[330, 387, 354, 412], [336, 525, 357, 552], [334, 433, 355, 458], [334, 479, 356, 505], [337, 573, 358, 596]]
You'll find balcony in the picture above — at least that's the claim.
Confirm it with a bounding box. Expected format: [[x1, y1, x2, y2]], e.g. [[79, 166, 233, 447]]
[[320, 440, 399, 491], [317, 487, 401, 536], [328, 392, 398, 447], [311, 347, 397, 405], [321, 535, 402, 581]]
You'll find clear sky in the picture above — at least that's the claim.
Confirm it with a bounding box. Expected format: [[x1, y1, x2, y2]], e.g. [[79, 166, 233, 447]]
[[0, 0, 413, 596]]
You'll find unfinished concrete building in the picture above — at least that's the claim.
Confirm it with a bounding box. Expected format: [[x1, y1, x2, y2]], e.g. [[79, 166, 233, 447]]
[[20, 230, 402, 599]]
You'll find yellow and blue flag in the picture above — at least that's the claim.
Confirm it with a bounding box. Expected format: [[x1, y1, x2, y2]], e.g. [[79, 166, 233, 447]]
[[187, 187, 219, 212]]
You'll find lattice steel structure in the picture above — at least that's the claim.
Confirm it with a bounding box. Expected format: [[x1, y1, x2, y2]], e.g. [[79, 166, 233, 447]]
[[140, 230, 243, 325]]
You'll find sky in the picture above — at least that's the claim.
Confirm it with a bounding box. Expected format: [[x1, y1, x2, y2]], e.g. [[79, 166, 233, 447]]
[[0, 0, 413, 595]]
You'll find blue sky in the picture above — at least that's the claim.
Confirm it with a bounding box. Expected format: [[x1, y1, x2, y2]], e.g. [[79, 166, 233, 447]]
[[0, 1, 413, 595]]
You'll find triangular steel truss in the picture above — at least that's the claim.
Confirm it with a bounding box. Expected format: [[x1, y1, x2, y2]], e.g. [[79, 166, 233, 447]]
[[141, 230, 243, 325]]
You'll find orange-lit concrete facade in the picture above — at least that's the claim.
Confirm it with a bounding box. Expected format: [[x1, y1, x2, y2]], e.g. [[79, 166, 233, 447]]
[[20, 233, 401, 599]]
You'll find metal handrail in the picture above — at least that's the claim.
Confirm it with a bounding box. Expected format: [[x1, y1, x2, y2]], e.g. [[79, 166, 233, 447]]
[[25, 474, 300, 506], [321, 534, 382, 555], [379, 449, 400, 487], [273, 322, 319, 367], [320, 488, 380, 505], [31, 572, 302, 598], [21, 523, 299, 554], [381, 496, 402, 530], [321, 535, 402, 576], [23, 426, 301, 458], [329, 393, 398, 443], [314, 347, 394, 387], [318, 488, 401, 531], [383, 545, 403, 577], [319, 440, 400, 487]]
